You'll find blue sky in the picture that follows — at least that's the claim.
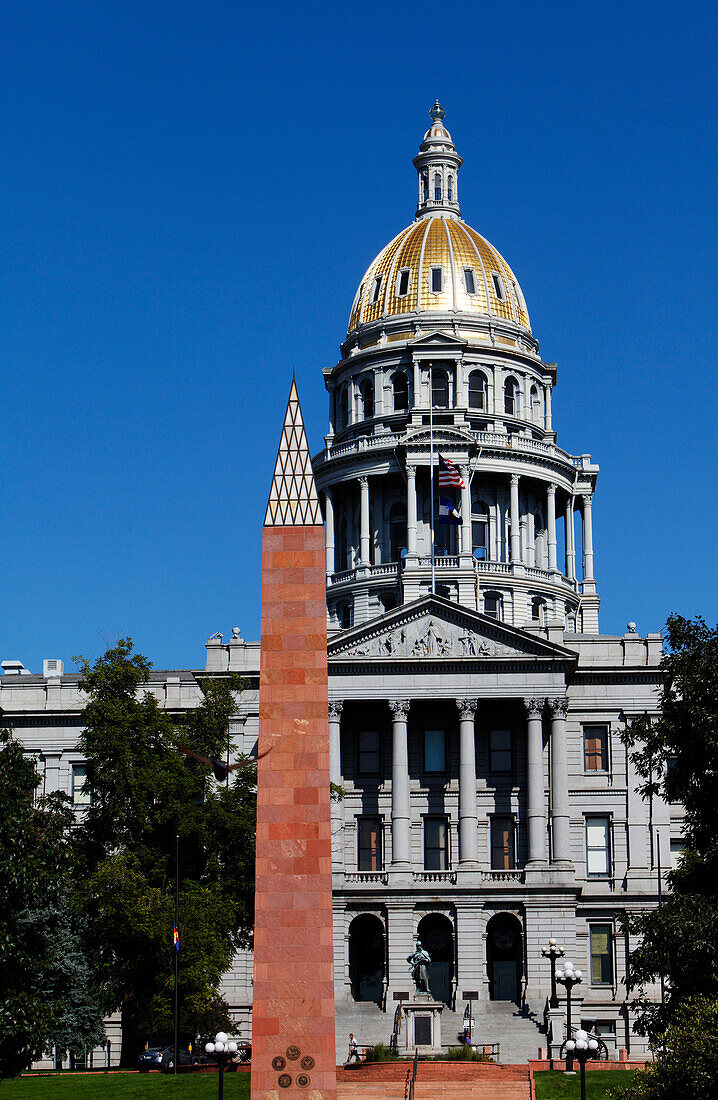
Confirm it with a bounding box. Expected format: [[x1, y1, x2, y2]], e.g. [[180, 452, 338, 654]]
[[1, 0, 715, 673]]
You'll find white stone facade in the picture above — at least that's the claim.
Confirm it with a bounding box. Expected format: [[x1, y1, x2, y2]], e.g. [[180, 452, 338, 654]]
[[1, 105, 680, 1064]]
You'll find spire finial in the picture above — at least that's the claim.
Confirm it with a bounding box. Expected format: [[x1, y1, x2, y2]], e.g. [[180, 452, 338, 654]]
[[412, 101, 463, 220], [430, 100, 445, 124]]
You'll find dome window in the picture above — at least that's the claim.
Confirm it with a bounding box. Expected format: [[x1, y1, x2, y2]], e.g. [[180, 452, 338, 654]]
[[468, 370, 487, 410], [392, 371, 409, 412], [491, 272, 506, 301], [504, 377, 519, 417], [448, 175, 454, 201], [463, 268, 477, 295], [359, 378, 374, 420], [434, 172, 441, 200], [431, 367, 449, 409], [531, 597, 547, 625], [430, 266, 443, 294], [396, 268, 410, 298], [422, 173, 429, 200], [484, 592, 503, 621], [370, 274, 383, 305], [472, 497, 489, 560]]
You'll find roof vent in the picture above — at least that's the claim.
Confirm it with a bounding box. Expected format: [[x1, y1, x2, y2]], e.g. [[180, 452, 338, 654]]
[[43, 659, 64, 678], [1, 660, 32, 676]]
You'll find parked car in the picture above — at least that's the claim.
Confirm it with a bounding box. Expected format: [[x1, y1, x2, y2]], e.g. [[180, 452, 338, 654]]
[[160, 1047, 200, 1072], [137, 1047, 164, 1072]]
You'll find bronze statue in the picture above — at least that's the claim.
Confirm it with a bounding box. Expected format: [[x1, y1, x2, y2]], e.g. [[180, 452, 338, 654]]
[[407, 940, 432, 994]]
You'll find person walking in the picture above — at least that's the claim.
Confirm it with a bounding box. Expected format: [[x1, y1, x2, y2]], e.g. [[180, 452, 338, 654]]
[[346, 1034, 360, 1064]]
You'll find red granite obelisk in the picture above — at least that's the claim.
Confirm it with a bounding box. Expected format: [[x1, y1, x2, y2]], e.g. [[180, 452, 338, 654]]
[[251, 380, 336, 1100]]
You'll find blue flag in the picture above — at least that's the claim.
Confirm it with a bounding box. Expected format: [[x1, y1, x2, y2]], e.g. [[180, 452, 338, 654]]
[[438, 498, 461, 525]]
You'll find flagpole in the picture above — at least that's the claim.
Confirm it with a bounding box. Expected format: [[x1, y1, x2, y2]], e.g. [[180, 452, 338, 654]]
[[173, 833, 179, 1075], [429, 363, 435, 594]]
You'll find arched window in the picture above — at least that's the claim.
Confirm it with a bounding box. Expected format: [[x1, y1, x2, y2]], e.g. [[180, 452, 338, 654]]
[[337, 385, 349, 431], [338, 602, 352, 630], [392, 371, 409, 412], [336, 516, 348, 572], [431, 367, 449, 408], [434, 172, 441, 201], [531, 597, 546, 625], [504, 377, 519, 416], [565, 604, 577, 632], [422, 173, 429, 200], [447, 175, 454, 201], [468, 370, 487, 410], [389, 502, 407, 562], [530, 385, 541, 423], [472, 498, 489, 560], [359, 377, 374, 419], [484, 592, 503, 620]]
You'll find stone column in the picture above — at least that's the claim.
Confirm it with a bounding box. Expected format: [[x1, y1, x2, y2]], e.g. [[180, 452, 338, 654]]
[[359, 477, 370, 565], [324, 488, 335, 578], [456, 698, 479, 865], [460, 467, 472, 558], [582, 493, 595, 582], [328, 700, 343, 785], [565, 498, 576, 581], [510, 474, 521, 563], [547, 484, 558, 573], [406, 465, 418, 556], [412, 361, 421, 408], [524, 698, 547, 864], [549, 697, 571, 864], [390, 699, 411, 867], [545, 386, 552, 431]]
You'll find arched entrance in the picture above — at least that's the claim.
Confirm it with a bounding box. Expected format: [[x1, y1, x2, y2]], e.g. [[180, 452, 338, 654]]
[[417, 914, 454, 1007], [486, 913, 523, 1003], [348, 914, 385, 1006]]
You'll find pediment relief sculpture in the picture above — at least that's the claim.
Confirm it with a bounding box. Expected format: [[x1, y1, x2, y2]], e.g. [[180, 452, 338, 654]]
[[333, 615, 516, 660]]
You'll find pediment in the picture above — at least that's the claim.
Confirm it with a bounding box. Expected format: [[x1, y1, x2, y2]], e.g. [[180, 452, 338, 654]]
[[328, 595, 576, 663], [409, 330, 467, 350]]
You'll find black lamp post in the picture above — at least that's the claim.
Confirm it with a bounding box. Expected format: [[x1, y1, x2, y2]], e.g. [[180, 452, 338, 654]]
[[564, 1030, 599, 1100], [205, 1032, 238, 1100], [541, 937, 565, 1009], [556, 959, 583, 1072]]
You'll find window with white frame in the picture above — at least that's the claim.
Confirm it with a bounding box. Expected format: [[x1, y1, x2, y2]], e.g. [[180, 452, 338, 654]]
[[72, 763, 91, 806], [392, 371, 409, 412], [586, 816, 611, 877], [584, 725, 609, 772], [430, 266, 443, 293], [491, 272, 506, 301], [468, 370, 487, 410], [431, 367, 449, 408], [396, 268, 410, 297], [463, 267, 477, 295], [370, 274, 382, 304], [503, 377, 519, 416], [483, 592, 503, 621]]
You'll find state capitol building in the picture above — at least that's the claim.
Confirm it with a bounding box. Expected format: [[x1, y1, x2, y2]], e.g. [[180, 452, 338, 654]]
[[1, 105, 677, 1063]]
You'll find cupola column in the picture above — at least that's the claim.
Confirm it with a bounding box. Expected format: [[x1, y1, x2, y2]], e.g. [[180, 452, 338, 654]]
[[406, 465, 418, 556], [389, 700, 411, 867], [524, 698, 547, 864], [328, 700, 343, 786], [545, 386, 553, 431], [460, 467, 472, 559], [547, 484, 558, 573], [324, 488, 335, 578], [359, 477, 370, 565], [582, 494, 595, 589], [456, 698, 479, 865], [510, 474, 522, 563], [565, 498, 576, 582], [548, 696, 571, 864]]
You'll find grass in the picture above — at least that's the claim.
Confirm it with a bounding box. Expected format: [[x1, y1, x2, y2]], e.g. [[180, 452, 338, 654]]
[[534, 1069, 636, 1099], [0, 1073, 251, 1100]]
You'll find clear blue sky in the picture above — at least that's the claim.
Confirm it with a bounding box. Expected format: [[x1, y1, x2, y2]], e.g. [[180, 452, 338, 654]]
[[1, 0, 715, 673]]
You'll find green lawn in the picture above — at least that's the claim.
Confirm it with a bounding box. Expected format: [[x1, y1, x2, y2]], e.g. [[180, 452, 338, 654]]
[[534, 1070, 635, 1099], [0, 1074, 250, 1100]]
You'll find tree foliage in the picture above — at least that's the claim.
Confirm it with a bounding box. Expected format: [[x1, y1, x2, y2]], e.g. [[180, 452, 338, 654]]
[[75, 640, 256, 1065], [612, 996, 718, 1100], [0, 726, 102, 1077]]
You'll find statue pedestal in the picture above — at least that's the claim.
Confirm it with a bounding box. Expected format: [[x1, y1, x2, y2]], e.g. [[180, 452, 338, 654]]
[[404, 995, 444, 1055]]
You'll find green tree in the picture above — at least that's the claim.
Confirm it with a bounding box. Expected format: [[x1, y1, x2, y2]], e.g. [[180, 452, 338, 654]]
[[612, 996, 718, 1100], [0, 726, 103, 1077], [616, 615, 718, 1097], [75, 640, 256, 1066]]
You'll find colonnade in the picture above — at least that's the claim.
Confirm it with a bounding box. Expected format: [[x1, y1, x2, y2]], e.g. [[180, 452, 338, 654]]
[[324, 470, 594, 580], [327, 696, 573, 870]]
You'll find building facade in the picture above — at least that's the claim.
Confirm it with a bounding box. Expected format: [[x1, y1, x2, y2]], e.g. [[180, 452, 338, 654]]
[[2, 105, 678, 1063]]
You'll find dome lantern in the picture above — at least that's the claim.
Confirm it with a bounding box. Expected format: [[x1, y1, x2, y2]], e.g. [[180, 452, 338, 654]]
[[412, 100, 463, 219]]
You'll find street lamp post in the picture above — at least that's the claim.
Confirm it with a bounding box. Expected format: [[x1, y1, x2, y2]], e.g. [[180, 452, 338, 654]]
[[564, 1030, 599, 1100], [205, 1031, 238, 1100], [556, 959, 583, 1072], [541, 938, 565, 1009]]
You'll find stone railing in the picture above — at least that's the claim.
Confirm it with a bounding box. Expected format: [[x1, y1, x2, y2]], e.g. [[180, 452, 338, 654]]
[[413, 870, 458, 884], [416, 555, 460, 568], [328, 563, 399, 586], [473, 560, 513, 575], [481, 870, 524, 884], [344, 872, 389, 885]]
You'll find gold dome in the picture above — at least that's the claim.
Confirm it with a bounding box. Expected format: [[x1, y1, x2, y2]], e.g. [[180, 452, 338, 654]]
[[348, 215, 531, 334]]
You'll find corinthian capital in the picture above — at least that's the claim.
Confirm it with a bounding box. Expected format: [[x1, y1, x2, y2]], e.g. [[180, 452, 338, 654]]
[[328, 700, 344, 719], [389, 699, 410, 719], [548, 696, 569, 718], [523, 696, 545, 716], [456, 697, 478, 718]]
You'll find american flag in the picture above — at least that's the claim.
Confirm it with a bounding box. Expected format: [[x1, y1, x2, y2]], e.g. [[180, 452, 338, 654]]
[[438, 454, 465, 489]]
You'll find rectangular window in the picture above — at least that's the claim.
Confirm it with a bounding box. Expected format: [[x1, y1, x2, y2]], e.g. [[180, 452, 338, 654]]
[[431, 267, 443, 293], [463, 268, 476, 295], [371, 274, 382, 304], [397, 269, 410, 297], [584, 725, 609, 772], [71, 763, 91, 805], [423, 729, 446, 773], [670, 839, 685, 869], [358, 817, 383, 871], [424, 817, 449, 870], [590, 924, 613, 985], [586, 816, 611, 877], [357, 730, 380, 775], [490, 816, 516, 869], [492, 273, 505, 300], [489, 728, 512, 773]]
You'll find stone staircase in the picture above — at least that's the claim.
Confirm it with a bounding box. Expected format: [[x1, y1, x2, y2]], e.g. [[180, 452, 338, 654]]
[[337, 1062, 532, 1099], [335, 998, 543, 1065]]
